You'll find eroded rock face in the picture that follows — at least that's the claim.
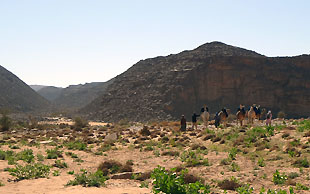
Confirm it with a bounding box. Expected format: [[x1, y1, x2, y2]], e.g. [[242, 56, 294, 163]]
[[82, 42, 310, 121]]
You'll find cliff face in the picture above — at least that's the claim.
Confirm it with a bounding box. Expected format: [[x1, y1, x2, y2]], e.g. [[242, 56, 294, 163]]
[[82, 42, 310, 121], [0, 65, 50, 112]]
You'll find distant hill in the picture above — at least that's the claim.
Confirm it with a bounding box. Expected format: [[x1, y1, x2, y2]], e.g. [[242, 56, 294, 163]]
[[36, 86, 63, 102], [0, 65, 50, 112], [36, 80, 114, 110], [29, 85, 47, 92], [81, 41, 310, 121]]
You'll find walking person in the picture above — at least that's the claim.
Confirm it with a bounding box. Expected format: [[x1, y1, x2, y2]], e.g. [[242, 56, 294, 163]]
[[191, 112, 200, 130], [180, 115, 186, 131], [266, 110, 272, 126]]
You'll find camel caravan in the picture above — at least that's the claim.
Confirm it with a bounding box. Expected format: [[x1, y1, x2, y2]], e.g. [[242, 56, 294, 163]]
[[187, 104, 270, 130]]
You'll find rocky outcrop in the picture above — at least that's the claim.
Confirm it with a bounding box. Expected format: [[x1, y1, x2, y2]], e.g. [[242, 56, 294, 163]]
[[81, 42, 310, 121], [0, 65, 50, 112]]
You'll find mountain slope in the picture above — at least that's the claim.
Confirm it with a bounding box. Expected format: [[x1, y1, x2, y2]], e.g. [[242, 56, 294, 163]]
[[82, 42, 310, 121], [37, 80, 114, 110], [0, 65, 50, 112]]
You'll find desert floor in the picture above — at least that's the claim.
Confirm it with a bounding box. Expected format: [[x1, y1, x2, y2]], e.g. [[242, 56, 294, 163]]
[[0, 118, 309, 194]]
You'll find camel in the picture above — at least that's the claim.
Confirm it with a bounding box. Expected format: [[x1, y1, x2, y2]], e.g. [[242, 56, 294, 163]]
[[236, 104, 246, 126], [215, 108, 229, 128], [248, 105, 257, 124], [200, 105, 210, 128]]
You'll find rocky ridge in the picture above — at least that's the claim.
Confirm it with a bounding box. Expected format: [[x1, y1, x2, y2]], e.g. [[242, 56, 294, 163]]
[[81, 42, 310, 121]]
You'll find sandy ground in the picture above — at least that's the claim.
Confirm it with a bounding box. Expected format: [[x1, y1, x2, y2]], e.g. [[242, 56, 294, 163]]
[[0, 118, 309, 194]]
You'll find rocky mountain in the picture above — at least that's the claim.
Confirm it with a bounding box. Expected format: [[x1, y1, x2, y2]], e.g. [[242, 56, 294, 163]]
[[0, 65, 50, 112], [81, 42, 310, 122], [37, 80, 113, 110]]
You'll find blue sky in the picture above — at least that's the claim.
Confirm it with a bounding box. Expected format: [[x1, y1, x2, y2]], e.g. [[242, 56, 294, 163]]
[[0, 0, 309, 87]]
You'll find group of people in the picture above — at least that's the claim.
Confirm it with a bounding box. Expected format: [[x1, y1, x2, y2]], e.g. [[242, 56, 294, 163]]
[[180, 105, 273, 131]]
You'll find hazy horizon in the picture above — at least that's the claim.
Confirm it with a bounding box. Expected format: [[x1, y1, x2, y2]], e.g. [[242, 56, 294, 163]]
[[1, 0, 309, 87]]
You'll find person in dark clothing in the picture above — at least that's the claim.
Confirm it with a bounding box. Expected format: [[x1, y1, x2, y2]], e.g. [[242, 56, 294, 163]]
[[201, 106, 209, 113], [192, 112, 200, 130], [237, 104, 246, 114], [214, 112, 220, 128], [180, 115, 186, 131]]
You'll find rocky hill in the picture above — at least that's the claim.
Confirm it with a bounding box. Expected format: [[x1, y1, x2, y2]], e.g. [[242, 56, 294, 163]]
[[37, 80, 113, 110], [82, 42, 310, 121], [0, 65, 50, 112]]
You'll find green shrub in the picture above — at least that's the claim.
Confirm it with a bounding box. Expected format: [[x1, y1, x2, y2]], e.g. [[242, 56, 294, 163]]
[[37, 153, 44, 161], [66, 169, 107, 187], [46, 148, 63, 159], [98, 144, 111, 152], [293, 158, 309, 168], [53, 170, 60, 176], [53, 160, 68, 168], [272, 170, 287, 185], [266, 126, 275, 136], [258, 158, 265, 167], [9, 145, 20, 149], [230, 162, 240, 172], [0, 111, 12, 131], [16, 149, 35, 163], [151, 166, 210, 194], [295, 183, 309, 190], [0, 150, 7, 160], [0, 149, 35, 164], [262, 187, 294, 194], [65, 141, 87, 151], [8, 163, 50, 181], [65, 152, 78, 158], [220, 158, 232, 165], [297, 119, 310, 132], [236, 184, 254, 194], [229, 147, 238, 160], [180, 150, 209, 167]]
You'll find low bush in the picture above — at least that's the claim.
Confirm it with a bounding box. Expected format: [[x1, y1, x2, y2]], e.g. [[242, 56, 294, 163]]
[[46, 148, 63, 159], [16, 149, 35, 163], [73, 117, 89, 131], [230, 162, 240, 172], [218, 177, 241, 191], [293, 158, 309, 168], [229, 147, 238, 160], [65, 141, 87, 151], [273, 170, 288, 185], [66, 169, 107, 187], [0, 111, 12, 131], [53, 160, 68, 168], [97, 160, 132, 176], [258, 158, 265, 167], [151, 166, 211, 194], [180, 150, 209, 167], [8, 163, 50, 181], [295, 183, 309, 190], [236, 184, 254, 194]]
